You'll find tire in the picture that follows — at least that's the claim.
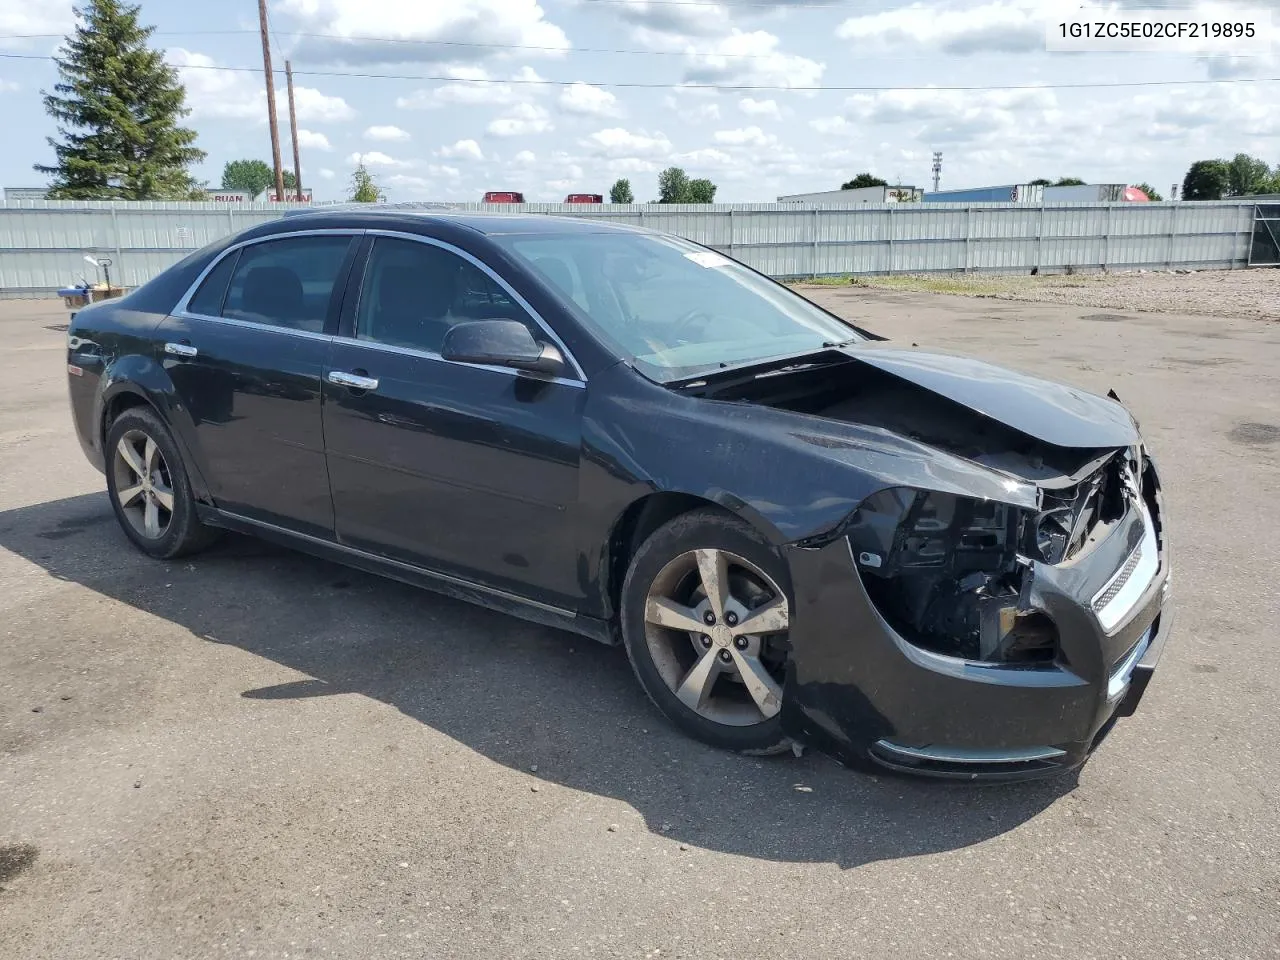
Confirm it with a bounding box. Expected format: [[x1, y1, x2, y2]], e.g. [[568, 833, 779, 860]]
[[104, 406, 220, 559], [621, 507, 794, 756]]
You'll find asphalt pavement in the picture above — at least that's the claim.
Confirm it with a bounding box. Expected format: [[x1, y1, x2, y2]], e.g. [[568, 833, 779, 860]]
[[1, 285, 1277, 959]]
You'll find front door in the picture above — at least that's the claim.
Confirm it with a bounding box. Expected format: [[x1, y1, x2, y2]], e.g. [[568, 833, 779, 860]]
[[321, 235, 585, 607], [158, 232, 359, 537]]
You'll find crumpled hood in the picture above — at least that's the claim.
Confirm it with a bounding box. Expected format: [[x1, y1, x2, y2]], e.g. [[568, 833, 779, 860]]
[[837, 344, 1140, 449]]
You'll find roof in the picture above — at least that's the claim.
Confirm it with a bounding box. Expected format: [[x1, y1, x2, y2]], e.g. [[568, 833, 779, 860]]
[[279, 206, 653, 236]]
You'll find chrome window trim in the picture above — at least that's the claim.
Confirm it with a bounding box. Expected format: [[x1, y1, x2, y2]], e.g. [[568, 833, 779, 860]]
[[358, 229, 587, 382], [173, 227, 365, 319], [171, 226, 588, 387], [325, 336, 585, 390]]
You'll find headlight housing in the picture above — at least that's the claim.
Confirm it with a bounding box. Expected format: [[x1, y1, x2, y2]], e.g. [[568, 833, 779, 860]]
[[847, 488, 1058, 665]]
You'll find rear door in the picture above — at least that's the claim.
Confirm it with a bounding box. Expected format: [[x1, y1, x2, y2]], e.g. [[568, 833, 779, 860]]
[[321, 233, 586, 606], [158, 231, 360, 537]]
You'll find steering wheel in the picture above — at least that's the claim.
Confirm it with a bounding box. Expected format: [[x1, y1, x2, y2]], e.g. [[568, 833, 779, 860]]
[[669, 308, 716, 343]]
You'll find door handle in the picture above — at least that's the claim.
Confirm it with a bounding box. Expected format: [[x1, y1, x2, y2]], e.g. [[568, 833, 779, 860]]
[[164, 342, 198, 358], [327, 370, 379, 391]]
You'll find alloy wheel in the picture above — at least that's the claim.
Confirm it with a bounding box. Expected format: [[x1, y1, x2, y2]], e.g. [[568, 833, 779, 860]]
[[642, 548, 790, 727], [111, 429, 175, 540]]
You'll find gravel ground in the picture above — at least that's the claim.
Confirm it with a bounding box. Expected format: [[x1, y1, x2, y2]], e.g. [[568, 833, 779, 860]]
[[2, 293, 1279, 960], [802, 268, 1280, 321]]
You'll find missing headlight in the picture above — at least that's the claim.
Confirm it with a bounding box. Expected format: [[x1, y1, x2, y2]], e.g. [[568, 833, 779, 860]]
[[847, 488, 1058, 664]]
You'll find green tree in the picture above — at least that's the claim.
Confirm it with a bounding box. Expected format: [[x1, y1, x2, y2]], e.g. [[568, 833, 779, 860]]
[[222, 159, 270, 196], [218, 160, 296, 197], [36, 0, 204, 199], [348, 162, 385, 203], [841, 173, 887, 190], [1132, 182, 1163, 201], [657, 166, 690, 203], [1181, 160, 1231, 201], [1226, 152, 1272, 196], [1028, 178, 1052, 186], [1053, 177, 1086, 186], [609, 177, 634, 204], [686, 177, 717, 204]]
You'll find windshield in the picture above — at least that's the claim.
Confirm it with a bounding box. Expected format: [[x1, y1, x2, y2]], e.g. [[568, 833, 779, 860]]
[[492, 232, 864, 381]]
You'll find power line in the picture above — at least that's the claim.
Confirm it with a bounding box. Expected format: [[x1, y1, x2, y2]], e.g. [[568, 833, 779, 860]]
[[0, 28, 1262, 63], [1, 51, 1274, 92]]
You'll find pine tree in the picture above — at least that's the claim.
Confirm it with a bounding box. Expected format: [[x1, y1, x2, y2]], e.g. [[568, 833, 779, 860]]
[[36, 0, 205, 200]]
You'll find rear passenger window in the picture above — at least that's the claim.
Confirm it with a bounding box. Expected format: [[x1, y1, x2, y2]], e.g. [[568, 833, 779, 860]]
[[221, 236, 353, 333], [186, 250, 239, 317]]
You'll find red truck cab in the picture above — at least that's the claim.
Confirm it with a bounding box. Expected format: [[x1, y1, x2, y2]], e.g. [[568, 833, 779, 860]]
[[482, 191, 525, 203], [564, 193, 603, 204]]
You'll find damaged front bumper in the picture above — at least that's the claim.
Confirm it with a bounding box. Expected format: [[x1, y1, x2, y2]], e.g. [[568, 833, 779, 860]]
[[778, 467, 1172, 782]]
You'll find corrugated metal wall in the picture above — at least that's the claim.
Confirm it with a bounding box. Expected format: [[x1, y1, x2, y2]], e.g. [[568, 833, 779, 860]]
[[0, 199, 1257, 297]]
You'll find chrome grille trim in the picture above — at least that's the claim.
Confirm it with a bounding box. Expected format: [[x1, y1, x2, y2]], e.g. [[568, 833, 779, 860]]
[[1091, 503, 1160, 633], [1092, 543, 1142, 610]]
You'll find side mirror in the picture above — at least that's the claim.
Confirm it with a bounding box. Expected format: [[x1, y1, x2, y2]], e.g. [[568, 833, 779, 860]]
[[440, 319, 566, 377]]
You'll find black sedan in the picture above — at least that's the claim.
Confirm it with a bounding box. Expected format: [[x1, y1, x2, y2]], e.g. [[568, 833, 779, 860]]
[[65, 210, 1171, 780]]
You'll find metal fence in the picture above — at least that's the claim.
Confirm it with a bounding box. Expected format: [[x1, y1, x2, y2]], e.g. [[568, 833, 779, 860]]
[[0, 198, 1259, 298]]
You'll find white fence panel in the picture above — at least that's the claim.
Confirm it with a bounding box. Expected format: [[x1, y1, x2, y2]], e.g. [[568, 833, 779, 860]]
[[0, 198, 1259, 297]]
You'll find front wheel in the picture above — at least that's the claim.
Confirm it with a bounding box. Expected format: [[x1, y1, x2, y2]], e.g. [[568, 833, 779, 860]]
[[105, 406, 220, 559], [620, 509, 793, 755]]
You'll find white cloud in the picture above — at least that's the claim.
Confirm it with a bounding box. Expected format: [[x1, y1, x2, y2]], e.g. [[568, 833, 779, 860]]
[[810, 116, 852, 136], [582, 127, 673, 158], [169, 49, 354, 125], [558, 82, 622, 118], [616, 0, 731, 39], [0, 0, 73, 47], [169, 49, 261, 119], [680, 30, 825, 90], [662, 90, 720, 122], [365, 124, 411, 142], [348, 151, 412, 168], [439, 138, 484, 161], [318, 168, 337, 180], [0, 79, 19, 93], [739, 98, 781, 119], [286, 86, 356, 123], [487, 102, 553, 137], [296, 129, 332, 151], [278, 0, 570, 66], [713, 126, 777, 147], [837, 0, 1044, 55], [834, 1, 1274, 57], [397, 65, 546, 110], [513, 150, 538, 165]]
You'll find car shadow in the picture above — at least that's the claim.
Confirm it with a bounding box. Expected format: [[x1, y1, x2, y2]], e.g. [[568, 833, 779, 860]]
[[1, 493, 1075, 869]]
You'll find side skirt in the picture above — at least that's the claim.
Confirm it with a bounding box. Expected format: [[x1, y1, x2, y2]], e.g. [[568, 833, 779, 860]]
[[197, 506, 617, 645]]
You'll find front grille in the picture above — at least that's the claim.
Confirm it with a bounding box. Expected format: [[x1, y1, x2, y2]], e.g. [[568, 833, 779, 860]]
[[1092, 543, 1142, 611]]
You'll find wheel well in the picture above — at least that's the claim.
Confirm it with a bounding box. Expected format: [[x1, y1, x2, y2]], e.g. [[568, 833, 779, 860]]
[[101, 392, 151, 446], [606, 492, 729, 622]]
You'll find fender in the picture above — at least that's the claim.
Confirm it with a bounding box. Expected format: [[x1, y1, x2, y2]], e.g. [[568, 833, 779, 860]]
[[98, 354, 216, 505]]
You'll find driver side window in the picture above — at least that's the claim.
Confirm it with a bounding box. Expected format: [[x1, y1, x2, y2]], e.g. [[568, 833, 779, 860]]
[[355, 237, 536, 354]]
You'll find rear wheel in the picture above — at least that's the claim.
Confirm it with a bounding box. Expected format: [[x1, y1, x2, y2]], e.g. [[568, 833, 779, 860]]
[[621, 509, 793, 755], [105, 406, 220, 559]]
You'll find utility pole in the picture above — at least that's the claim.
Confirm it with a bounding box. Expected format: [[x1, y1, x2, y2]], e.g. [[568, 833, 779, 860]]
[[257, 0, 285, 201], [931, 151, 943, 192], [286, 60, 303, 201]]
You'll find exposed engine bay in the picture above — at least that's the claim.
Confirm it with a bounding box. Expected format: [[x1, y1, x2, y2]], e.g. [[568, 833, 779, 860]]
[[690, 352, 1140, 663]]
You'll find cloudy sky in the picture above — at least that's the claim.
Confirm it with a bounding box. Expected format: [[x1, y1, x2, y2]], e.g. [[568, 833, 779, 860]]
[[0, 0, 1277, 202]]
